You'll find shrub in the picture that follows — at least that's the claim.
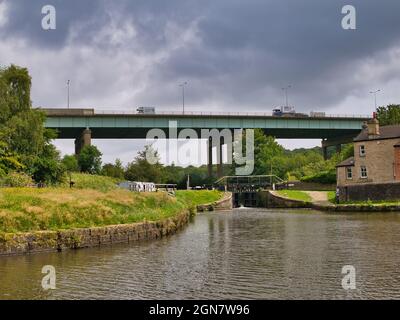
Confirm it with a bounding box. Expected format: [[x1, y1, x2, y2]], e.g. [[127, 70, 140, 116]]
[[300, 170, 336, 184], [0, 172, 33, 187], [62, 154, 79, 172], [78, 145, 102, 174], [31, 156, 66, 185]]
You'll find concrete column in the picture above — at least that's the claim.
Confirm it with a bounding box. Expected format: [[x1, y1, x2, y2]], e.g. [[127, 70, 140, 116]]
[[323, 146, 328, 161], [75, 128, 92, 155], [217, 138, 223, 178], [335, 144, 342, 154], [207, 137, 213, 177]]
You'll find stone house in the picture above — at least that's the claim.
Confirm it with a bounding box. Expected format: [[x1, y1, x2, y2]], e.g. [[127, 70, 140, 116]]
[[336, 119, 400, 202]]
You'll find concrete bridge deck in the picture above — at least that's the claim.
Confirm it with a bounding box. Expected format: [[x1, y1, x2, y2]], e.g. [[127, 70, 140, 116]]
[[43, 108, 369, 140], [42, 108, 371, 176]]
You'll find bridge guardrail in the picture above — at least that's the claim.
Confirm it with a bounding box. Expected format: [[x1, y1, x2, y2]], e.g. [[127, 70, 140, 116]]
[[40, 107, 371, 119], [91, 109, 370, 119]]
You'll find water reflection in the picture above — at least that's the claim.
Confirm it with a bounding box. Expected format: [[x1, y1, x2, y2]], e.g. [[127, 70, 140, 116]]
[[1, 209, 400, 299]]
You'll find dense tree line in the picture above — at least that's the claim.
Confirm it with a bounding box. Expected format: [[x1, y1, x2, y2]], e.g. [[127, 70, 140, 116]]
[[91, 130, 353, 187], [376, 104, 400, 126]]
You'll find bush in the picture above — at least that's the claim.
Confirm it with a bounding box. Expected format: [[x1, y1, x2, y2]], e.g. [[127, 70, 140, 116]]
[[300, 170, 336, 184], [0, 172, 33, 187], [62, 154, 79, 172], [78, 145, 102, 174], [31, 156, 66, 185]]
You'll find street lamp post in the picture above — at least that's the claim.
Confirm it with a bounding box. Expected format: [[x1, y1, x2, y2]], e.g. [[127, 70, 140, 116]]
[[369, 89, 381, 111], [179, 82, 187, 114], [67, 80, 70, 109], [281, 85, 292, 107]]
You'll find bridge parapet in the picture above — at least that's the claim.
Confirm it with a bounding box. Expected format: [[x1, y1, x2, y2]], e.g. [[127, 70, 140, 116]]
[[41, 107, 371, 120], [41, 108, 94, 116]]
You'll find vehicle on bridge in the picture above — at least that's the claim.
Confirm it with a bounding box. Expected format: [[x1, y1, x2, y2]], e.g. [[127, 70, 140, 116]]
[[310, 111, 326, 117], [136, 107, 156, 114], [272, 106, 308, 117]]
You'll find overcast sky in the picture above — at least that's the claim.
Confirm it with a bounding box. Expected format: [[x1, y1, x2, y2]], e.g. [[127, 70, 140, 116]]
[[1, 0, 400, 165]]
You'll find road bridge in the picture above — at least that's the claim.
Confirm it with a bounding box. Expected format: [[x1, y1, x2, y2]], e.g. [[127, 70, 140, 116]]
[[42, 108, 370, 177]]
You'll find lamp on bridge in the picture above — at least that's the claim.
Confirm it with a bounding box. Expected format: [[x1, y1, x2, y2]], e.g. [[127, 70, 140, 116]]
[[179, 81, 188, 114]]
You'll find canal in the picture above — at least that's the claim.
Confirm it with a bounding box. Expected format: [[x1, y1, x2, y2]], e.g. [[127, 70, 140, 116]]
[[1, 208, 400, 299]]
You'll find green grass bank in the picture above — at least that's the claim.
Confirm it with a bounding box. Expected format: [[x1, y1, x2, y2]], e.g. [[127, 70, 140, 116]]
[[0, 173, 223, 235], [275, 190, 312, 203]]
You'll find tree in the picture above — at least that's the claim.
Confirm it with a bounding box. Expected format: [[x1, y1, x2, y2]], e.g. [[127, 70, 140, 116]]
[[30, 144, 66, 185], [101, 159, 125, 179], [0, 65, 50, 164], [0, 64, 65, 184], [236, 129, 284, 176], [0, 64, 31, 114], [125, 145, 164, 183], [78, 145, 102, 174], [62, 154, 79, 172], [376, 104, 400, 126], [0, 141, 23, 177]]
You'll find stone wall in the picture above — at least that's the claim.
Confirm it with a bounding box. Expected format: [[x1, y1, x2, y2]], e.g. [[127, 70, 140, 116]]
[[313, 202, 400, 212], [277, 181, 335, 191], [0, 193, 233, 256], [0, 210, 190, 256], [257, 191, 311, 208], [197, 192, 233, 211], [338, 181, 400, 202]]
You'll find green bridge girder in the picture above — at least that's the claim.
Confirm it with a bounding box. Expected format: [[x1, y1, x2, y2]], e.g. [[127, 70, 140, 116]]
[[44, 109, 369, 140]]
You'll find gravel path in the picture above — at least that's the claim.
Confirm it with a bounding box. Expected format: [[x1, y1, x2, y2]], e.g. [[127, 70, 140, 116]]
[[304, 191, 335, 207], [305, 191, 328, 202]]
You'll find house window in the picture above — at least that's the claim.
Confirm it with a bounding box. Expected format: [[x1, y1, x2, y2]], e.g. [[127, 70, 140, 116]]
[[360, 166, 368, 179], [359, 145, 366, 157], [346, 167, 353, 179]]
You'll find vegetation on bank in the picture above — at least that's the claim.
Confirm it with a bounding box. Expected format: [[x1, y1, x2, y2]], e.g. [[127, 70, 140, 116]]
[[335, 199, 400, 207], [276, 190, 400, 209], [175, 190, 222, 206], [0, 175, 223, 234], [275, 190, 312, 203], [62, 173, 120, 192], [327, 191, 336, 203]]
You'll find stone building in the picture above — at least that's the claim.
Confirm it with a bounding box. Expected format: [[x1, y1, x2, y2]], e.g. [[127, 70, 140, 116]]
[[336, 119, 400, 202]]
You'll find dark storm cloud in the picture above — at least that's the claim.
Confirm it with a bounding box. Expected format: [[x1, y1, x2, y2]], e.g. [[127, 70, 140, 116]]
[[0, 0, 107, 47], [0, 0, 203, 50], [1, 0, 400, 112], [154, 0, 400, 110]]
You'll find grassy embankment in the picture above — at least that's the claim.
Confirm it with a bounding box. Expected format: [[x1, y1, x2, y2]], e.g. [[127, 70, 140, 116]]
[[0, 173, 222, 234], [275, 190, 312, 203], [276, 190, 400, 208]]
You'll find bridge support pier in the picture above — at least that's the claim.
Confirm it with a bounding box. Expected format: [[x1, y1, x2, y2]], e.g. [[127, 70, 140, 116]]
[[323, 146, 328, 161], [207, 136, 225, 178], [322, 144, 342, 160], [207, 137, 213, 177], [217, 140, 223, 178], [321, 136, 354, 160], [75, 128, 92, 155]]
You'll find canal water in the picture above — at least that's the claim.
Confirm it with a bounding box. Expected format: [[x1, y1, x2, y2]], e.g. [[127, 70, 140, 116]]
[[1, 208, 400, 300]]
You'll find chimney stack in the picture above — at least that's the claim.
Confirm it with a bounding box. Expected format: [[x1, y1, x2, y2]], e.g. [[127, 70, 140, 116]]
[[367, 118, 380, 136]]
